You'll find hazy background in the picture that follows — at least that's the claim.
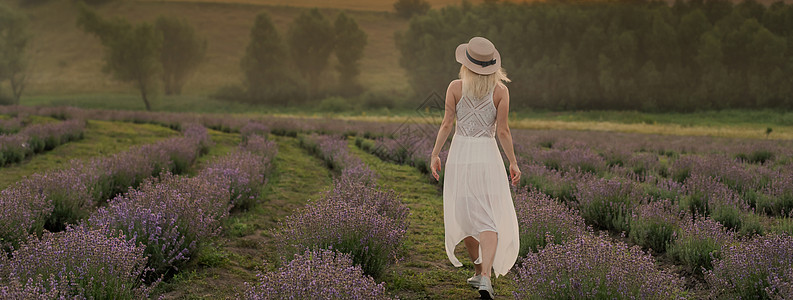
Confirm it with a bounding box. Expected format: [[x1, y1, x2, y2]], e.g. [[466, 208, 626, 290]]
[[2, 0, 793, 119]]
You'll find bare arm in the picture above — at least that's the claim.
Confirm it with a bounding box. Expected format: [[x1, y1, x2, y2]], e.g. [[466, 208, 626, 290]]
[[431, 81, 458, 157], [494, 83, 521, 185], [495, 84, 517, 164], [430, 80, 459, 181]]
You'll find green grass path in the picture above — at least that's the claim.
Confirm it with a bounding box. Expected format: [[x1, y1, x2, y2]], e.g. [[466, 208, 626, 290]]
[[346, 138, 517, 299], [155, 135, 333, 299]]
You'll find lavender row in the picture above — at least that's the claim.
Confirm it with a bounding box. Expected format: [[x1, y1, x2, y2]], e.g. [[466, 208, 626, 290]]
[[285, 134, 402, 278], [0, 225, 154, 298], [0, 132, 278, 298], [509, 187, 793, 298], [87, 131, 277, 278], [4, 104, 793, 162], [510, 128, 793, 166], [0, 116, 23, 134], [249, 135, 404, 298], [0, 123, 211, 252], [513, 233, 687, 299], [199, 134, 276, 210], [0, 119, 85, 167], [520, 158, 786, 238], [0, 105, 400, 138], [299, 133, 378, 184], [243, 248, 391, 299], [354, 135, 449, 185], [512, 187, 687, 298]]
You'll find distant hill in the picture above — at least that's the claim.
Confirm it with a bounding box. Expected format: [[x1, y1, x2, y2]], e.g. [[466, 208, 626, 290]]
[[18, 0, 412, 97]]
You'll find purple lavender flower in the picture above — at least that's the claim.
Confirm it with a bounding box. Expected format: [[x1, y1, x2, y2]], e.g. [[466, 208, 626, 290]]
[[681, 174, 748, 231], [243, 248, 392, 299], [198, 150, 267, 210], [521, 162, 591, 203], [535, 147, 607, 175], [20, 119, 85, 154], [88, 172, 231, 277], [19, 167, 94, 232], [667, 215, 737, 272], [273, 185, 407, 278], [323, 178, 409, 226], [0, 133, 31, 165], [0, 183, 50, 251], [574, 176, 644, 232], [758, 171, 793, 217], [513, 233, 686, 299], [514, 188, 588, 257], [240, 122, 270, 142], [705, 233, 793, 299], [1, 225, 154, 298], [766, 267, 793, 299], [629, 199, 684, 253], [0, 117, 22, 134]]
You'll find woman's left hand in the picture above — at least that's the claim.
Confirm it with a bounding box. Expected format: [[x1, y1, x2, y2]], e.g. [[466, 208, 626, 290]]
[[430, 155, 442, 181]]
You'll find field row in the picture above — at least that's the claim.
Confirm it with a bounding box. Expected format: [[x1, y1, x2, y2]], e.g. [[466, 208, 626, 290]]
[[1, 106, 792, 298], [352, 128, 793, 298], [0, 119, 278, 297]]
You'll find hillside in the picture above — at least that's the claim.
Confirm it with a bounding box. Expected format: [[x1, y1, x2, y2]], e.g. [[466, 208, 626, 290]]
[[16, 0, 412, 96]]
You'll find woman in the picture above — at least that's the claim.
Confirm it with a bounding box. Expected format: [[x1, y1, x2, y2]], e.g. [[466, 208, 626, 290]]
[[429, 36, 520, 299]]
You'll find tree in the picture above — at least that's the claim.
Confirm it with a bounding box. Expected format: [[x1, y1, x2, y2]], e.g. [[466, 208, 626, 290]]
[[241, 11, 305, 104], [76, 3, 161, 111], [333, 12, 367, 95], [0, 3, 30, 104], [287, 8, 335, 98], [155, 16, 206, 95], [394, 0, 430, 19]]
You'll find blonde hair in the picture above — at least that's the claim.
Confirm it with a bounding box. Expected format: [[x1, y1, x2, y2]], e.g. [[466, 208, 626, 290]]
[[459, 65, 511, 100]]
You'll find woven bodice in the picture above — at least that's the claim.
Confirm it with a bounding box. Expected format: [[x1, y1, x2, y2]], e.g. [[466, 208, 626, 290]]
[[455, 87, 497, 138]]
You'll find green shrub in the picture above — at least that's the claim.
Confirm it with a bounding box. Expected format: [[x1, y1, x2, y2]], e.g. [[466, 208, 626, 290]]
[[629, 200, 681, 253], [668, 216, 736, 273]]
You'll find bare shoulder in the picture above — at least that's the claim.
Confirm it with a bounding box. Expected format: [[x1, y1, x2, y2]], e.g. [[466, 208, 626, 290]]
[[447, 79, 462, 100], [449, 79, 462, 91], [493, 82, 508, 108], [494, 82, 509, 96]]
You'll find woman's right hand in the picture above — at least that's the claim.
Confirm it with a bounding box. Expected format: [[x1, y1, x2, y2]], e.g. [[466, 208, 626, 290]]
[[430, 155, 442, 181], [509, 163, 521, 186]]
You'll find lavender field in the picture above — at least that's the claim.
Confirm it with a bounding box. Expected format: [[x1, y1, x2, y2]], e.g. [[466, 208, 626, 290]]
[[1, 105, 792, 299]]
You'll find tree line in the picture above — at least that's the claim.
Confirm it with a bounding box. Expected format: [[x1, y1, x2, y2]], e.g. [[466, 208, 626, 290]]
[[233, 8, 368, 105], [396, 0, 793, 112], [76, 4, 366, 109], [1, 2, 367, 110], [76, 2, 207, 111]]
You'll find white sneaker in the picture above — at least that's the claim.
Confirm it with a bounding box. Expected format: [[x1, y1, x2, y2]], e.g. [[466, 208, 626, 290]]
[[466, 274, 482, 289], [478, 276, 494, 299]]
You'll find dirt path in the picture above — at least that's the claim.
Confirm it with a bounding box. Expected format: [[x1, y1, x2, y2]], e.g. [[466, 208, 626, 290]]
[[155, 135, 333, 299], [346, 138, 517, 299]]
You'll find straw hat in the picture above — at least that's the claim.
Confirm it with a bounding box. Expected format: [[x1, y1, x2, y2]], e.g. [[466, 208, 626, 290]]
[[455, 37, 501, 75]]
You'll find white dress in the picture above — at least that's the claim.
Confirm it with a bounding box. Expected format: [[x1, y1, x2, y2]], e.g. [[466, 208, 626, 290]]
[[443, 83, 520, 278]]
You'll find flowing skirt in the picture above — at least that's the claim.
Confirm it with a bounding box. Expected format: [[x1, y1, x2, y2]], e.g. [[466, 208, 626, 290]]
[[443, 133, 519, 278]]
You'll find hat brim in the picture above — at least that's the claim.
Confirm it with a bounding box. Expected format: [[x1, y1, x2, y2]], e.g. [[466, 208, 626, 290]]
[[455, 43, 501, 75]]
